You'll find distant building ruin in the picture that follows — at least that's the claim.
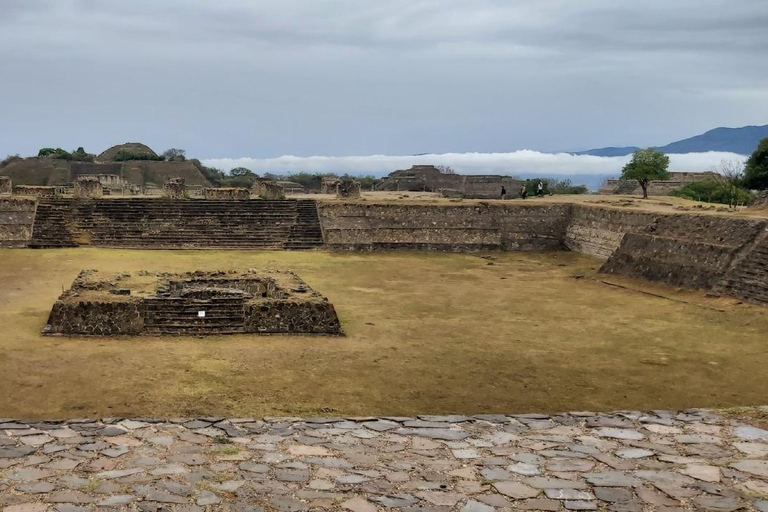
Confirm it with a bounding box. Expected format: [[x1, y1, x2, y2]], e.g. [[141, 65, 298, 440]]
[[0, 177, 11, 195], [377, 165, 523, 199], [337, 178, 361, 198], [599, 171, 720, 196], [164, 178, 186, 199], [74, 176, 103, 199]]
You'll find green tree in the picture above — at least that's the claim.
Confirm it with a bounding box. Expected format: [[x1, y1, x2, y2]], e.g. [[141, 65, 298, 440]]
[[744, 137, 768, 190], [163, 148, 187, 162], [230, 167, 256, 177], [620, 148, 671, 199]]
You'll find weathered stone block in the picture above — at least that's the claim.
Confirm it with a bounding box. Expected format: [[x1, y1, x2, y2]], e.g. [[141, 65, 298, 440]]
[[204, 188, 250, 200], [337, 178, 361, 198], [0, 176, 11, 195], [253, 180, 285, 200], [164, 177, 186, 199], [74, 176, 104, 199], [13, 185, 57, 197]]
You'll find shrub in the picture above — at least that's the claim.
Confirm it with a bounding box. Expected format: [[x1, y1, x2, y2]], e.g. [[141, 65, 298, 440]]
[[547, 178, 588, 195], [0, 154, 22, 168], [671, 179, 754, 205], [113, 151, 165, 162]]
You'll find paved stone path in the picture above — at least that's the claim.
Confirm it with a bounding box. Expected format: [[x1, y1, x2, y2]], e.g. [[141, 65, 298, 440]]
[[1, 409, 768, 511]]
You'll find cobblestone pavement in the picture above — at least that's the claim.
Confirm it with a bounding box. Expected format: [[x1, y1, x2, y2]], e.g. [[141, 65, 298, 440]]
[[1, 409, 768, 511]]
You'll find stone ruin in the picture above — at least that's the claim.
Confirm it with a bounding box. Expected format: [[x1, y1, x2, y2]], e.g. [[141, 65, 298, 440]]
[[13, 185, 58, 197], [74, 176, 104, 199], [253, 180, 285, 200], [164, 177, 186, 199], [337, 177, 361, 198], [377, 165, 522, 199], [321, 178, 340, 195], [0, 176, 11, 195], [43, 269, 343, 336], [204, 187, 251, 200]]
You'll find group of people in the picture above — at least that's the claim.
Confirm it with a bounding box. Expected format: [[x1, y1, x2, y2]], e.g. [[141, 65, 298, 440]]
[[500, 180, 544, 200]]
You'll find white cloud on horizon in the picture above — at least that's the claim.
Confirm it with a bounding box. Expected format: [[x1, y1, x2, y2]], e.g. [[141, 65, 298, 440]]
[[202, 150, 748, 179]]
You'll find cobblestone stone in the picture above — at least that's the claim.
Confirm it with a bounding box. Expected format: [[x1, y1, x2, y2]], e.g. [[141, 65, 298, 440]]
[[0, 409, 766, 510]]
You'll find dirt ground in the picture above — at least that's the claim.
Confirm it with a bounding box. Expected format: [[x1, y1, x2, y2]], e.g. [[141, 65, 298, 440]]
[[0, 248, 766, 419]]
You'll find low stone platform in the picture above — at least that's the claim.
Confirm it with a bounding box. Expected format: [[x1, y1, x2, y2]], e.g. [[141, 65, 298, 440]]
[[1, 409, 767, 511]]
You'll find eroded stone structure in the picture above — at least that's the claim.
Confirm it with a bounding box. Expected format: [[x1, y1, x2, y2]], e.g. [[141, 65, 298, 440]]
[[378, 165, 523, 199], [44, 269, 343, 336], [254, 180, 285, 200], [599, 171, 720, 196], [337, 177, 361, 198], [164, 177, 186, 199], [12, 185, 58, 197], [0, 197, 35, 247], [74, 176, 104, 199], [0, 176, 11, 195], [321, 177, 340, 194], [204, 187, 251, 200]]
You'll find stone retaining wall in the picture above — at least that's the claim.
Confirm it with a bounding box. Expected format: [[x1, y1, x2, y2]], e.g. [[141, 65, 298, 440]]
[[204, 188, 250, 200], [0, 176, 11, 194], [0, 197, 36, 247], [317, 203, 570, 252], [13, 185, 58, 197]]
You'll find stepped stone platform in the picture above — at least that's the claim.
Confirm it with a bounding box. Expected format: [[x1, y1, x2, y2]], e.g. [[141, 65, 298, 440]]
[[28, 199, 323, 250], [43, 270, 342, 336], [0, 409, 767, 511]]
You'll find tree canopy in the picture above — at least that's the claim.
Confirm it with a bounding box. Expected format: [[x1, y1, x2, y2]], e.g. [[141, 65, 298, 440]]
[[620, 148, 671, 198], [744, 137, 768, 190]]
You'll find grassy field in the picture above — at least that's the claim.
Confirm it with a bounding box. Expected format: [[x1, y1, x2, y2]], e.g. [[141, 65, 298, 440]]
[[0, 248, 766, 419]]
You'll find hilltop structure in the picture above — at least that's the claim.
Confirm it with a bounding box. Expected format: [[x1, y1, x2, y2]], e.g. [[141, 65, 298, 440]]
[[598, 171, 719, 195], [377, 165, 523, 199], [0, 143, 211, 191]]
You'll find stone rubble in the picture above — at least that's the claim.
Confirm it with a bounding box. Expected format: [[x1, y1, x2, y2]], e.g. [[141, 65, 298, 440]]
[[0, 409, 766, 511]]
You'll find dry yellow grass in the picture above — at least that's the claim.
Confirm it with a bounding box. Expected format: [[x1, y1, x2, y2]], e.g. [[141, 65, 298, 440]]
[[0, 248, 766, 419]]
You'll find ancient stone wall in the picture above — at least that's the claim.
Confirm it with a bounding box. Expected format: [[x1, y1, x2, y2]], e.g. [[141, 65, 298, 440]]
[[0, 197, 36, 247], [321, 178, 340, 194], [0, 176, 11, 195], [714, 226, 768, 304], [600, 214, 767, 291], [164, 178, 186, 199], [44, 299, 145, 336], [13, 185, 58, 197], [317, 203, 569, 252], [253, 181, 285, 200], [204, 188, 251, 200], [244, 301, 342, 334], [564, 206, 658, 259], [337, 178, 361, 198], [74, 176, 104, 199]]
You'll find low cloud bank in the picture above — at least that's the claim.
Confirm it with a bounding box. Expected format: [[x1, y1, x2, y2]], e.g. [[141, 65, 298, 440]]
[[202, 150, 748, 179]]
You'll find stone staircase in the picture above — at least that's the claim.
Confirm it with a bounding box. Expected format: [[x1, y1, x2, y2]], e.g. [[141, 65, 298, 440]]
[[143, 297, 246, 335], [29, 199, 78, 248], [715, 227, 768, 304], [29, 199, 324, 250]]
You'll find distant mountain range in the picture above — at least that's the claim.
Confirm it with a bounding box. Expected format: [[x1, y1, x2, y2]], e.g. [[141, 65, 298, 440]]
[[574, 124, 768, 157]]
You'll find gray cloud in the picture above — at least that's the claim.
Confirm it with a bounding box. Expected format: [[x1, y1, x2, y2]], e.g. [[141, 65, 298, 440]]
[[0, 1, 766, 160]]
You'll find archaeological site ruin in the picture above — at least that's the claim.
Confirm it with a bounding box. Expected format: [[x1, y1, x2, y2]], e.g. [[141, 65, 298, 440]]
[[44, 269, 342, 336]]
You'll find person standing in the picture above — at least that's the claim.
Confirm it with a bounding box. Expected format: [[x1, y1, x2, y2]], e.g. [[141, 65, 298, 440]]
[[520, 183, 528, 199], [537, 180, 544, 197], [500, 186, 507, 200]]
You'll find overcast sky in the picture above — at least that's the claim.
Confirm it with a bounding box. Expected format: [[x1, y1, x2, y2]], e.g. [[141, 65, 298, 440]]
[[1, 0, 767, 165]]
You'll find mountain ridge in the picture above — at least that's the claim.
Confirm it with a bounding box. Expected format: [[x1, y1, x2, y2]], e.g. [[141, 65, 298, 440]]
[[574, 124, 768, 157]]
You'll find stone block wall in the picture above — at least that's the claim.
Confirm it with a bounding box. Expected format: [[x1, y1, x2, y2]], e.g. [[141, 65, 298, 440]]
[[43, 299, 145, 335], [204, 188, 251, 200], [600, 214, 767, 292], [317, 203, 569, 252], [244, 300, 342, 334], [0, 176, 11, 195], [0, 198, 36, 247], [254, 180, 285, 200], [13, 185, 57, 197], [337, 178, 361, 198], [564, 206, 657, 259], [164, 178, 186, 199], [74, 176, 104, 199], [321, 178, 340, 194]]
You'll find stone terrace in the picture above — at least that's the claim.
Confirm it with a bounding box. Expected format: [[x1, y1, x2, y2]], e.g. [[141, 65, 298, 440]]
[[1, 410, 767, 511]]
